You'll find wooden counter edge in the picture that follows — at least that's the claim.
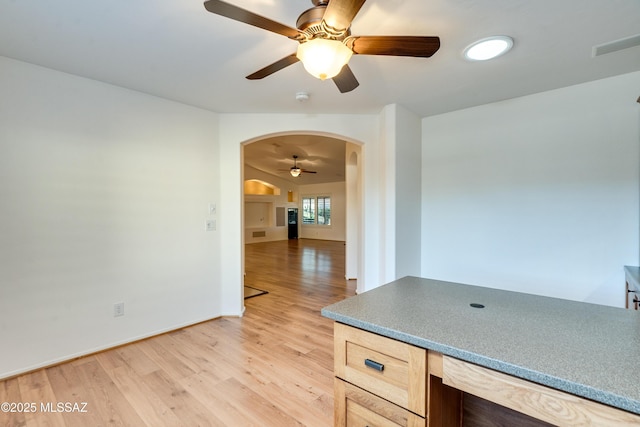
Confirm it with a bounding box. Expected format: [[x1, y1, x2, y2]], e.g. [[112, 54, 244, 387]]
[[442, 355, 640, 427]]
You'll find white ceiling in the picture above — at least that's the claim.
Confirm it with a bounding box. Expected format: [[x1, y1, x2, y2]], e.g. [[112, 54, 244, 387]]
[[244, 134, 347, 185], [1, 0, 639, 184]]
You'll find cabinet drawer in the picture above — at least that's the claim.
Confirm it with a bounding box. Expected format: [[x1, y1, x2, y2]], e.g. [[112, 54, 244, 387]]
[[334, 323, 427, 416], [335, 379, 425, 427]]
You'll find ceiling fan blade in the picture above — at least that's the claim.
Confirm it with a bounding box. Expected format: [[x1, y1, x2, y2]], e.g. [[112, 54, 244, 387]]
[[204, 0, 303, 39], [349, 36, 440, 57], [246, 54, 300, 80], [322, 0, 367, 33], [300, 169, 317, 174], [332, 65, 359, 93]]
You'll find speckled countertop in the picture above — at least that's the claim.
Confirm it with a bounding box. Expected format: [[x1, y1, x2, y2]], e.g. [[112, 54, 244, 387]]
[[321, 276, 640, 415]]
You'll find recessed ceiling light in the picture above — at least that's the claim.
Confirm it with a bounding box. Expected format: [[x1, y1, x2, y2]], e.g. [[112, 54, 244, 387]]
[[463, 36, 513, 61]]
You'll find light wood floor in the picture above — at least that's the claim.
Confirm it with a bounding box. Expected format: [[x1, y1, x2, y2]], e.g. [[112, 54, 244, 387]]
[[0, 239, 356, 427]]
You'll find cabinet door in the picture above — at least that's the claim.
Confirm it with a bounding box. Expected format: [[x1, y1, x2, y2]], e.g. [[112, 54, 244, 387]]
[[335, 379, 425, 427]]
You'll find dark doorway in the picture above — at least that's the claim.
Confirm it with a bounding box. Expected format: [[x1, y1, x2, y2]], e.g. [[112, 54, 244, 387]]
[[288, 208, 298, 239]]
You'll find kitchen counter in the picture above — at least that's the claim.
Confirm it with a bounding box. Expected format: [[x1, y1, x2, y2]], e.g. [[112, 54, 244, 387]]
[[321, 276, 640, 415]]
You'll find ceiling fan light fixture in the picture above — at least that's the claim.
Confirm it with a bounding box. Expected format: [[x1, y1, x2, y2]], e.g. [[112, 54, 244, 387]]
[[463, 36, 513, 61], [296, 38, 353, 80], [290, 168, 302, 177]]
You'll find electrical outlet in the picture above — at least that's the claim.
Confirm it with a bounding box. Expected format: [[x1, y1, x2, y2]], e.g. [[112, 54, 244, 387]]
[[114, 302, 124, 317]]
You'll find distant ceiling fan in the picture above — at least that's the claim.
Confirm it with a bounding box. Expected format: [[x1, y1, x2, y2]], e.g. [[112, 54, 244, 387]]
[[284, 155, 317, 177], [203, 0, 440, 93]]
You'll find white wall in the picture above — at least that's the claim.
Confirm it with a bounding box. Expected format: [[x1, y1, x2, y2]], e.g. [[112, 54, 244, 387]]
[[0, 57, 221, 378], [392, 105, 423, 279], [299, 181, 346, 241], [379, 105, 396, 283], [378, 105, 423, 283], [245, 201, 271, 228], [422, 71, 640, 307]]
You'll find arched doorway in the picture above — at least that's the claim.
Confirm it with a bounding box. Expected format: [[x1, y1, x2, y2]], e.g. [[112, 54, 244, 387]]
[[241, 132, 363, 307]]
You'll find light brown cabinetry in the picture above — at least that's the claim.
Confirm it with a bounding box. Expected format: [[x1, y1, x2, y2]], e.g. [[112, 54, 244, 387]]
[[333, 323, 456, 427], [334, 322, 426, 416], [443, 356, 640, 426], [333, 323, 640, 427], [335, 379, 425, 427]]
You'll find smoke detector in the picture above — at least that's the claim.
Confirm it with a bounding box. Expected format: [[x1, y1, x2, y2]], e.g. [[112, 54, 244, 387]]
[[296, 91, 310, 102]]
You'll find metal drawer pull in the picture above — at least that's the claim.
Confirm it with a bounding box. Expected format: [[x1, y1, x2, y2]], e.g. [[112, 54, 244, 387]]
[[364, 358, 384, 372]]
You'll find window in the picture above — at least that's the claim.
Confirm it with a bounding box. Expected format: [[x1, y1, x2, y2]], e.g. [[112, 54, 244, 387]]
[[302, 197, 315, 224], [317, 196, 331, 225], [302, 196, 331, 226]]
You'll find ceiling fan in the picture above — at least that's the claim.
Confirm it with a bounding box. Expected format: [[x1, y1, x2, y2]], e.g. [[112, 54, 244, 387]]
[[283, 155, 317, 177], [203, 0, 440, 93]]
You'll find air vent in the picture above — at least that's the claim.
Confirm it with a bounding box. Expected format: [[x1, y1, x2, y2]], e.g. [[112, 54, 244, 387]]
[[252, 231, 266, 238], [593, 34, 640, 57]]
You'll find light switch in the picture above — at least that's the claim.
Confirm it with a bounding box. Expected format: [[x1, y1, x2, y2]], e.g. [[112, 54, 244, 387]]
[[205, 219, 216, 231], [209, 203, 216, 215]]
